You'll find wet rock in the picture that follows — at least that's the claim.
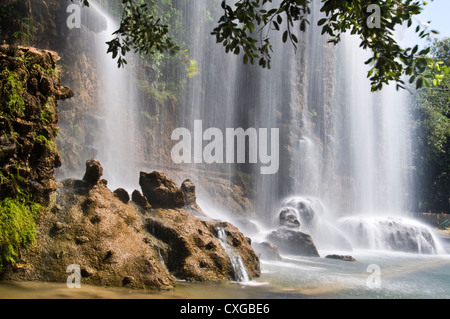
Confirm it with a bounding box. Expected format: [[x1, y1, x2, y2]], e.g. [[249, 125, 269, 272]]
[[279, 207, 301, 228], [54, 85, 74, 100], [82, 159, 103, 185], [139, 171, 185, 208], [252, 241, 282, 261], [114, 188, 130, 204], [282, 198, 321, 230], [267, 228, 320, 257], [325, 254, 356, 262], [145, 213, 260, 282]]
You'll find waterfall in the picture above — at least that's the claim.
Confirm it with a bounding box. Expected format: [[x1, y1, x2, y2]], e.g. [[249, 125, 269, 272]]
[[82, 1, 139, 191], [338, 216, 444, 254], [215, 227, 250, 283], [69, 1, 440, 255]]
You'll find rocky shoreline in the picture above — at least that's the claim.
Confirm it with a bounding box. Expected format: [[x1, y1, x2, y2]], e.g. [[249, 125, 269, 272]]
[[2, 159, 261, 289]]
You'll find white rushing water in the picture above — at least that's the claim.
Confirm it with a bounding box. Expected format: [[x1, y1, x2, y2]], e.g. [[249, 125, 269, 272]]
[[84, 1, 139, 191], [215, 226, 250, 284]]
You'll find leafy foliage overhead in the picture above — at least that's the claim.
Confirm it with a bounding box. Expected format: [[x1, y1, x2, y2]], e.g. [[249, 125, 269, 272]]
[[72, 0, 446, 91]]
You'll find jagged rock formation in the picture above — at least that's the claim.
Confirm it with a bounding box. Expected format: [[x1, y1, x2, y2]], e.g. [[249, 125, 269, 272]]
[[0, 45, 73, 203], [3, 160, 260, 289]]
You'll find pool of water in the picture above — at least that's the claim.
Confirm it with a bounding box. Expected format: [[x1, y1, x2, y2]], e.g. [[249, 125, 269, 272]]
[[1, 244, 449, 299]]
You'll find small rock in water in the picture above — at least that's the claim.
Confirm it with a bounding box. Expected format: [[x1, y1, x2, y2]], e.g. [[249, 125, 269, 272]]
[[325, 254, 356, 262]]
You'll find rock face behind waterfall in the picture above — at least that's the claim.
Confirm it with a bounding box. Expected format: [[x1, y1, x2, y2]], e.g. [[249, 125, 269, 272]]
[[3, 160, 260, 288]]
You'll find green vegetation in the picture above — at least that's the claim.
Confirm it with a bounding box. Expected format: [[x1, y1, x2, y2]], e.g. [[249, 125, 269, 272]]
[[0, 197, 43, 271], [41, 97, 55, 125], [0, 5, 37, 46], [12, 17, 37, 46], [74, 0, 444, 92], [138, 80, 177, 105], [1, 67, 25, 117], [411, 38, 450, 213], [34, 133, 56, 151]]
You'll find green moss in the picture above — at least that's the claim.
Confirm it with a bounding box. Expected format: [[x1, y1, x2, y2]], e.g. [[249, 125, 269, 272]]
[[34, 134, 56, 151], [0, 197, 43, 270], [1, 67, 25, 117], [41, 97, 54, 125]]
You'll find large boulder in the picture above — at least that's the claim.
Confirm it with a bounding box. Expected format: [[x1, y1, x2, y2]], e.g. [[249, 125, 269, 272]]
[[139, 171, 185, 208], [267, 228, 320, 257], [144, 212, 260, 282]]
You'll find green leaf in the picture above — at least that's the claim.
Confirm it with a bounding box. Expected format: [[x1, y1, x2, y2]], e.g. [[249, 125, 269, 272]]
[[318, 18, 327, 26], [282, 31, 288, 43]]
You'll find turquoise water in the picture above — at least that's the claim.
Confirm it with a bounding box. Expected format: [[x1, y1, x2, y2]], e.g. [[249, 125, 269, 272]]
[[259, 249, 450, 298]]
